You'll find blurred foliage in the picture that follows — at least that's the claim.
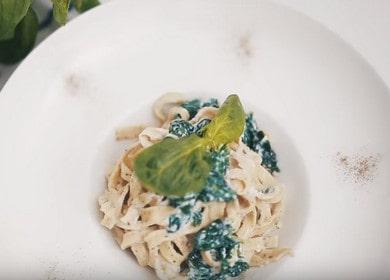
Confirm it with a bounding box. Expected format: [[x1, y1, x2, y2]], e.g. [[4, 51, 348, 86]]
[[0, 0, 100, 64]]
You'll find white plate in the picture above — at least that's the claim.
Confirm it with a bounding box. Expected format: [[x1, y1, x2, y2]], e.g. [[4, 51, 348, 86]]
[[0, 0, 389, 279]]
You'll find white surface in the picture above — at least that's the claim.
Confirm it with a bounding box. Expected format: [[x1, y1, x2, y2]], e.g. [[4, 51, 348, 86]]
[[274, 0, 390, 87], [1, 0, 390, 90], [0, 0, 390, 279]]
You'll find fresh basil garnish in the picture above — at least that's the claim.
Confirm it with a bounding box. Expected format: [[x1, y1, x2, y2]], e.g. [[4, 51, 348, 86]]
[[134, 94, 245, 196], [134, 135, 211, 196], [204, 94, 245, 148]]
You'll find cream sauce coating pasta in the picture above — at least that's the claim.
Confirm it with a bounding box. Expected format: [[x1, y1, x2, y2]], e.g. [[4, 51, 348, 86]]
[[98, 93, 291, 279]]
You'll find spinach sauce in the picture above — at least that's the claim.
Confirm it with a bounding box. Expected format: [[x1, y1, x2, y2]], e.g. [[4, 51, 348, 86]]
[[181, 98, 219, 119], [167, 146, 235, 233], [167, 99, 236, 233], [188, 219, 249, 280], [165, 100, 283, 279], [242, 113, 280, 174]]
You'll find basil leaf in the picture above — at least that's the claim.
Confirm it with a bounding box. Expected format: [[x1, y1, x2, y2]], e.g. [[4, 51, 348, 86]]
[[0, 0, 31, 40], [72, 0, 99, 13], [52, 0, 70, 25], [134, 134, 211, 196], [135, 95, 245, 197], [204, 94, 245, 147], [0, 7, 38, 64]]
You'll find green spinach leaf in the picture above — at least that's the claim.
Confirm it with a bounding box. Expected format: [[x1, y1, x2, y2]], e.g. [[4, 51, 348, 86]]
[[204, 94, 245, 148], [0, 0, 31, 40], [52, 0, 71, 25], [134, 134, 211, 196], [72, 0, 100, 13], [0, 7, 38, 64]]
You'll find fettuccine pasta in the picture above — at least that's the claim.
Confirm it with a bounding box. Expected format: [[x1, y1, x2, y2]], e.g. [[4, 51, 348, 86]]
[[98, 93, 291, 280]]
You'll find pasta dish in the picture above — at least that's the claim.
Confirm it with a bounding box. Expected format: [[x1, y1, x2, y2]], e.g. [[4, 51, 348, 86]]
[[98, 93, 291, 279]]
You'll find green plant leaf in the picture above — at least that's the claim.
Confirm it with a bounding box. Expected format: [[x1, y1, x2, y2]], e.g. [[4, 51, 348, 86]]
[[72, 0, 99, 13], [0, 0, 31, 40], [0, 7, 38, 64], [134, 134, 211, 196], [52, 0, 71, 25], [135, 95, 245, 197], [204, 94, 245, 147]]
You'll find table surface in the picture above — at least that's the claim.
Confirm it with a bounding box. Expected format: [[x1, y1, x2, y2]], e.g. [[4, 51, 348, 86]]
[[1, 0, 390, 90]]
